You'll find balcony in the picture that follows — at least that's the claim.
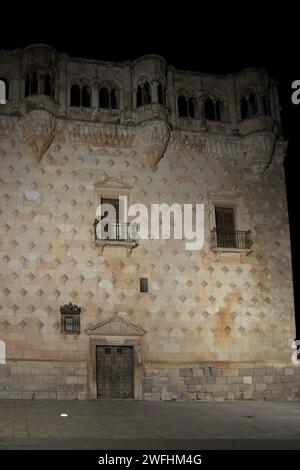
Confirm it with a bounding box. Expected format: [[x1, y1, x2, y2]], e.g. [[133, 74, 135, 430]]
[[93, 220, 138, 253], [210, 228, 252, 257]]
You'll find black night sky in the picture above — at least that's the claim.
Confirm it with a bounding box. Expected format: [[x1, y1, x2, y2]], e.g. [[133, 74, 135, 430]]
[[1, 7, 300, 338]]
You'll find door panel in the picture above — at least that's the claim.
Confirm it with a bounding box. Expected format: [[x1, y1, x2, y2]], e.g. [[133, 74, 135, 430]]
[[96, 346, 134, 399]]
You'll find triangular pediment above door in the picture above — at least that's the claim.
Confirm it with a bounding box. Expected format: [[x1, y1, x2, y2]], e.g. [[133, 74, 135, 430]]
[[85, 314, 147, 336]]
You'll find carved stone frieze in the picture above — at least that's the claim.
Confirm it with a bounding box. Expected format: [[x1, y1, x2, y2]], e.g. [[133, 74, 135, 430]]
[[22, 110, 57, 165], [133, 119, 171, 170], [0, 113, 286, 176]]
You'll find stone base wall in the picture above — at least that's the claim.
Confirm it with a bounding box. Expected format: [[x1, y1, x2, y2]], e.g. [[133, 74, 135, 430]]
[[143, 364, 300, 401], [0, 360, 88, 400], [1, 361, 299, 401]]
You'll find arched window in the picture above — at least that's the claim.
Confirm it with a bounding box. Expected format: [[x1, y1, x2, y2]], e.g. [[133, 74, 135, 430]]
[[0, 78, 9, 100], [188, 97, 195, 118], [204, 98, 223, 121], [136, 81, 151, 107], [110, 89, 118, 109], [240, 96, 248, 120], [249, 94, 258, 116], [25, 72, 38, 97], [205, 98, 215, 120], [71, 84, 81, 106], [240, 91, 258, 120], [143, 82, 151, 105], [31, 72, 38, 95], [178, 95, 188, 117], [44, 74, 54, 98], [81, 86, 91, 108], [158, 83, 165, 105], [99, 85, 119, 110], [99, 87, 110, 108], [262, 95, 271, 116], [178, 94, 196, 118], [70, 84, 91, 107]]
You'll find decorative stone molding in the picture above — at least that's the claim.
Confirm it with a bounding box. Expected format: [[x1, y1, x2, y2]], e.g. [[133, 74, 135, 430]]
[[60, 302, 81, 315], [85, 314, 147, 336], [22, 110, 57, 165], [55, 120, 134, 148], [133, 119, 171, 170], [0, 113, 286, 177]]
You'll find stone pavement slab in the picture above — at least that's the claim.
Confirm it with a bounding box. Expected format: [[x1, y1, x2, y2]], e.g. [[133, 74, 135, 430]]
[[0, 400, 299, 449]]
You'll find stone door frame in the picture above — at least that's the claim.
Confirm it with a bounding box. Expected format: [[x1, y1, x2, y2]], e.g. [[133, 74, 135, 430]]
[[88, 335, 143, 400]]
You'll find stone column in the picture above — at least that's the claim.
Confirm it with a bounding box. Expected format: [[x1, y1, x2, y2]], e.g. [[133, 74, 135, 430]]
[[166, 66, 176, 118], [222, 101, 230, 122], [58, 59, 67, 115], [257, 93, 264, 115], [198, 91, 205, 119], [151, 79, 159, 104], [92, 86, 98, 109], [123, 62, 132, 111]]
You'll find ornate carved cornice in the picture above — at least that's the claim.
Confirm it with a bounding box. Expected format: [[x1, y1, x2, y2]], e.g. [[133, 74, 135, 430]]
[[132, 118, 171, 170], [0, 114, 286, 176], [54, 120, 135, 148], [60, 302, 81, 315]]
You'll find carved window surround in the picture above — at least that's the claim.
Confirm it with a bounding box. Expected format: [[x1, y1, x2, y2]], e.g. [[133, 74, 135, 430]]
[[93, 177, 138, 255], [207, 190, 252, 261]]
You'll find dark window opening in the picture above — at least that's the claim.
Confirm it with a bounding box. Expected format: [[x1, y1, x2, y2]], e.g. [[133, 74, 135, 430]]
[[178, 95, 188, 117], [188, 97, 195, 118], [137, 85, 142, 107], [158, 83, 165, 105], [178, 95, 196, 118], [31, 72, 38, 95], [25, 73, 38, 97], [241, 93, 258, 120], [71, 84, 81, 106], [263, 96, 271, 116], [99, 87, 118, 109], [205, 98, 222, 121], [249, 94, 258, 116], [44, 74, 54, 98], [70, 84, 91, 107], [82, 86, 91, 107], [111, 89, 118, 109], [101, 197, 120, 224], [99, 87, 110, 108], [241, 96, 248, 120], [143, 82, 151, 105], [140, 277, 149, 293], [136, 81, 151, 107], [205, 98, 215, 120], [215, 206, 236, 248]]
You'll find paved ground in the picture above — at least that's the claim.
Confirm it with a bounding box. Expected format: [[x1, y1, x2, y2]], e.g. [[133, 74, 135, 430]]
[[0, 400, 299, 449]]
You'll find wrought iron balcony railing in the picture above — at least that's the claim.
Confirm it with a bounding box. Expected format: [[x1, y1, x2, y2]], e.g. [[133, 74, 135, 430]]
[[211, 228, 252, 251], [93, 220, 138, 243]]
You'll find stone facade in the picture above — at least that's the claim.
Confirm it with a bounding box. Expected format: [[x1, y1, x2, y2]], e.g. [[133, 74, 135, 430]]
[[0, 44, 298, 400]]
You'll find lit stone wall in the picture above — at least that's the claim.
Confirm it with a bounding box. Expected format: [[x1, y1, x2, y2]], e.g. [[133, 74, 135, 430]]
[[0, 45, 297, 400]]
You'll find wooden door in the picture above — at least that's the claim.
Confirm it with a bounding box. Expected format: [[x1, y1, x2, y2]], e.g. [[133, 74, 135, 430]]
[[96, 346, 134, 399]]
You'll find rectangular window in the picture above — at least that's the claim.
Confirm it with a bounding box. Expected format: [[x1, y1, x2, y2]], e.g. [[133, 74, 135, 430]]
[[140, 277, 149, 293], [61, 314, 80, 334], [101, 198, 120, 223], [215, 206, 236, 248]]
